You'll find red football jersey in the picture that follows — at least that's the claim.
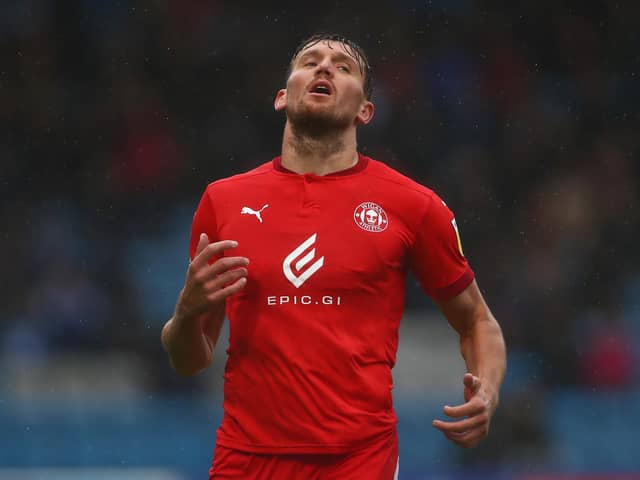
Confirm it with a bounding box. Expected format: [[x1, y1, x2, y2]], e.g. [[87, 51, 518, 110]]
[[190, 154, 474, 454]]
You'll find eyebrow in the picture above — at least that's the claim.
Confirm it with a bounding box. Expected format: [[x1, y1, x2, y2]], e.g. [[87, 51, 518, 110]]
[[296, 49, 359, 70]]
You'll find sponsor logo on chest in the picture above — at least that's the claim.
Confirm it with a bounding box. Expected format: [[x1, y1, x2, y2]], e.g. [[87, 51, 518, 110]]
[[282, 233, 324, 288], [264, 232, 340, 307]]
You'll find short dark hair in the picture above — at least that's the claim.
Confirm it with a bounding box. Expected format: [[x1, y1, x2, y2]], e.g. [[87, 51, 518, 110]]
[[287, 33, 373, 100]]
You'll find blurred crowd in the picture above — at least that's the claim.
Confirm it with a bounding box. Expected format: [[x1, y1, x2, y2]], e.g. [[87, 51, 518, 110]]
[[2, 0, 639, 406]]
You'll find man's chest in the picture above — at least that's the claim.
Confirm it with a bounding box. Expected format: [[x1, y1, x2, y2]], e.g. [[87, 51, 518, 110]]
[[214, 184, 411, 294]]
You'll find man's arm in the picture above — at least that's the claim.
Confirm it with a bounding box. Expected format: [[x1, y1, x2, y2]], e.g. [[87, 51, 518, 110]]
[[431, 279, 507, 448], [161, 234, 249, 376]]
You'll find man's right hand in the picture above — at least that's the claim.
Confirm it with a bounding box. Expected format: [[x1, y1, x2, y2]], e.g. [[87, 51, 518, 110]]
[[174, 233, 249, 323]]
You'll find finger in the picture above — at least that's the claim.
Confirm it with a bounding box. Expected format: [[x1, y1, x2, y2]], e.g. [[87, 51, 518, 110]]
[[443, 425, 488, 448], [196, 257, 250, 284], [208, 256, 250, 275], [191, 240, 239, 270], [207, 277, 247, 302], [463, 373, 481, 391], [432, 412, 488, 433], [204, 268, 248, 292], [195, 233, 209, 257], [443, 399, 485, 418], [193, 257, 249, 286]]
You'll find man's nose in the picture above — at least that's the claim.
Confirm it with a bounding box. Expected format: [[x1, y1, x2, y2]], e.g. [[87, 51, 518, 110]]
[[315, 58, 334, 76]]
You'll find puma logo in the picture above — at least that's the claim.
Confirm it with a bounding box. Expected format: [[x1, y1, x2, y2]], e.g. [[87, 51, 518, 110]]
[[241, 204, 269, 223]]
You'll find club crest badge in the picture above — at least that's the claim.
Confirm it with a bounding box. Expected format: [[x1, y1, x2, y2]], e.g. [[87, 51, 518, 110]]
[[354, 202, 388, 232]]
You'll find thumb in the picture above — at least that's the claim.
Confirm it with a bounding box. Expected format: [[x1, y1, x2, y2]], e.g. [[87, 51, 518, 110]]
[[195, 233, 209, 256]]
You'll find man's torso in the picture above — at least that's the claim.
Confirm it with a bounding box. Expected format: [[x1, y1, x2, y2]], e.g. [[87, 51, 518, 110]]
[[190, 155, 471, 453]]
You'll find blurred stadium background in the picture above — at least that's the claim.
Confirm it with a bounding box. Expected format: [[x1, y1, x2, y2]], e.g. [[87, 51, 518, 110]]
[[1, 0, 639, 478]]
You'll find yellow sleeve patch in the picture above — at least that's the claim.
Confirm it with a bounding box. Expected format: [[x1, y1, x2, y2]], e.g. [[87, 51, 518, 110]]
[[451, 218, 464, 257]]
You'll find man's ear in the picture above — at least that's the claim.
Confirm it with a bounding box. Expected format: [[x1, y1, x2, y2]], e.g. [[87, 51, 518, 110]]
[[274, 89, 287, 111], [355, 100, 374, 125]]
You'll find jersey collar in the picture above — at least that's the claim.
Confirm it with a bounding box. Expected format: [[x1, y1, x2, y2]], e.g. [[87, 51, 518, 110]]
[[272, 153, 369, 177]]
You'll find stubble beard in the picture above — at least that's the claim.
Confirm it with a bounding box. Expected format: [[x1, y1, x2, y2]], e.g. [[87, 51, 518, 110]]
[[286, 100, 353, 140]]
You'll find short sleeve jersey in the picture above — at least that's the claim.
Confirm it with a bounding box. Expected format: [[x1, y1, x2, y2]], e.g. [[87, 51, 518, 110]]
[[190, 154, 474, 454]]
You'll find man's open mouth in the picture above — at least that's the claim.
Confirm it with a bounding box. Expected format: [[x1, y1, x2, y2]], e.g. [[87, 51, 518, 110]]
[[309, 82, 332, 95]]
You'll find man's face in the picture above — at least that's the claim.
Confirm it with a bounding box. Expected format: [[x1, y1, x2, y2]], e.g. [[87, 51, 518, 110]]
[[275, 40, 373, 133]]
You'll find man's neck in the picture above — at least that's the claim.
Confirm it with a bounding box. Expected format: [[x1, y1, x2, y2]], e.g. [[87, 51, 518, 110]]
[[280, 122, 359, 176]]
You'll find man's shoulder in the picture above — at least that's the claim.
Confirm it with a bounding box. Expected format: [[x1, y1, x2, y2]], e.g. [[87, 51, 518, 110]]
[[205, 160, 274, 193], [365, 157, 437, 200]]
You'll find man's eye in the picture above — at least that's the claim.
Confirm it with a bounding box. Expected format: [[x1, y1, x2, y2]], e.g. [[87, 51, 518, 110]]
[[338, 65, 350, 72], [304, 62, 317, 67]]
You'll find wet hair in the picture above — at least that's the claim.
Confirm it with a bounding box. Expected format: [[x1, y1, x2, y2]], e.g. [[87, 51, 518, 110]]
[[287, 33, 373, 100]]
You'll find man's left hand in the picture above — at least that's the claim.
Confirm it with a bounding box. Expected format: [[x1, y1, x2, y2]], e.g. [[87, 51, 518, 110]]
[[431, 372, 497, 448]]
